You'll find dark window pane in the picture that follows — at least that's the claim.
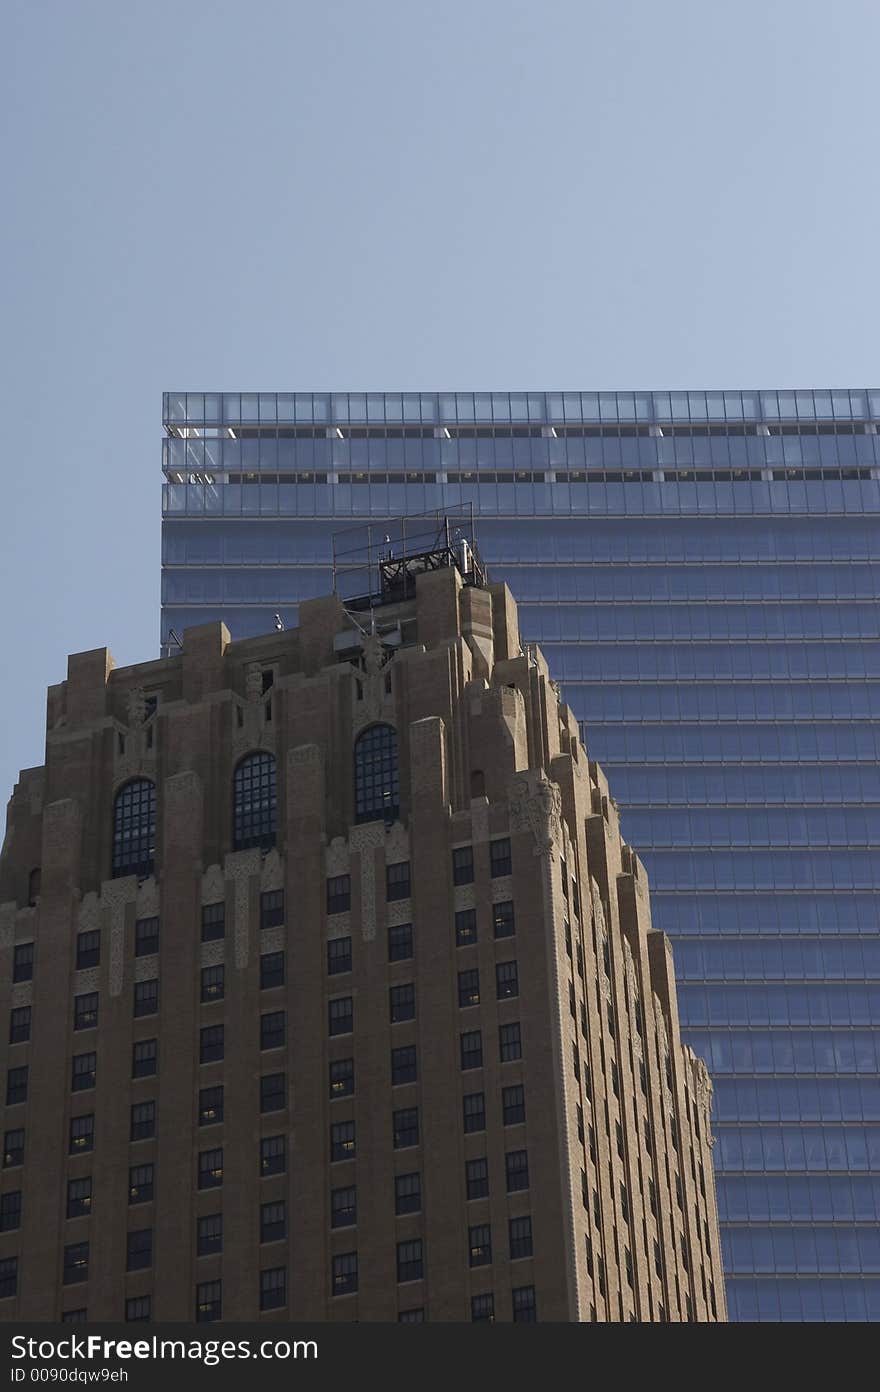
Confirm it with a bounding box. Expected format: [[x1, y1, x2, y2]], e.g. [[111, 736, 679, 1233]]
[[233, 753, 277, 851], [354, 724, 399, 823]]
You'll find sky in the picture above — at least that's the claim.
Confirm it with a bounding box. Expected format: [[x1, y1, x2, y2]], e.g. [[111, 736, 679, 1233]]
[[1, 0, 878, 813]]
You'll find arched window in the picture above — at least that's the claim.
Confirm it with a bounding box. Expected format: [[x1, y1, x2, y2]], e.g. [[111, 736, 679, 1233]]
[[233, 752, 277, 851], [354, 724, 399, 824], [112, 779, 156, 879]]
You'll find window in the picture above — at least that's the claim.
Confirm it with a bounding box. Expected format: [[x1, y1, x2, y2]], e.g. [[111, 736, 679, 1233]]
[[499, 1022, 522, 1062], [397, 1239, 423, 1283], [260, 951, 285, 989], [393, 1107, 419, 1149], [130, 1101, 155, 1141], [200, 1025, 224, 1064], [328, 997, 353, 1036], [0, 1191, 21, 1231], [493, 901, 515, 938], [502, 1084, 525, 1125], [471, 1292, 494, 1321], [260, 1267, 286, 1311], [259, 1010, 285, 1051], [196, 1280, 222, 1322], [490, 838, 512, 877], [200, 965, 224, 1003], [399, 1308, 424, 1322], [460, 1030, 483, 1070], [71, 1054, 96, 1093], [388, 922, 413, 961], [458, 969, 480, 1008], [329, 1058, 354, 1099], [125, 1296, 151, 1322], [8, 1007, 30, 1044], [466, 1156, 489, 1199], [74, 993, 98, 1031], [330, 1120, 355, 1162], [127, 1228, 152, 1271], [12, 943, 33, 983], [354, 724, 399, 823], [469, 1223, 491, 1267], [452, 846, 474, 886], [62, 1309, 87, 1324], [615, 1120, 624, 1161], [6, 1066, 27, 1105], [233, 752, 277, 851], [132, 1039, 157, 1079], [327, 937, 352, 975], [134, 980, 158, 1018], [455, 908, 476, 946], [3, 1129, 24, 1168], [506, 1150, 529, 1192], [27, 867, 40, 905], [332, 1252, 358, 1296], [69, 1115, 94, 1154], [260, 1135, 285, 1176], [63, 1242, 89, 1285], [0, 1257, 17, 1299], [201, 903, 225, 942], [260, 1200, 286, 1243], [512, 1285, 536, 1322], [331, 1186, 356, 1228], [620, 1182, 630, 1224], [260, 1073, 286, 1113], [260, 890, 284, 930], [390, 983, 415, 1023], [326, 875, 351, 915], [129, 1164, 153, 1204], [394, 1172, 421, 1215], [386, 862, 411, 901], [463, 1092, 486, 1134], [198, 1148, 223, 1189], [496, 961, 519, 1000], [76, 931, 100, 969], [112, 779, 156, 879], [135, 918, 159, 957], [198, 1085, 223, 1126], [391, 1045, 417, 1086]]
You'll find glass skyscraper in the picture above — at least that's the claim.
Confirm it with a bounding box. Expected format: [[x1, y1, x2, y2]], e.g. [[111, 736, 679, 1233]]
[[161, 388, 880, 1321]]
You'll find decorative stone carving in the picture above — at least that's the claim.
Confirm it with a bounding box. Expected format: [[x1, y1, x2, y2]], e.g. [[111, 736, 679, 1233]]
[[351, 641, 397, 735], [72, 969, 99, 994], [201, 864, 225, 906], [224, 849, 261, 969], [200, 940, 225, 968], [136, 877, 159, 921], [509, 771, 562, 857], [325, 837, 350, 878], [590, 881, 606, 938], [260, 927, 284, 956], [349, 822, 385, 942], [127, 687, 147, 727], [10, 983, 32, 1008], [78, 892, 101, 936], [325, 913, 351, 940], [245, 663, 264, 703], [231, 707, 276, 761], [386, 900, 412, 927], [113, 724, 156, 786], [490, 875, 513, 903], [453, 884, 476, 912], [102, 876, 138, 996], [385, 821, 409, 863], [261, 849, 283, 893], [134, 954, 159, 982]]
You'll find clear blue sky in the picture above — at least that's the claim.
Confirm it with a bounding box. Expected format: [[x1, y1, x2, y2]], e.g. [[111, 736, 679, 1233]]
[[1, 0, 878, 810]]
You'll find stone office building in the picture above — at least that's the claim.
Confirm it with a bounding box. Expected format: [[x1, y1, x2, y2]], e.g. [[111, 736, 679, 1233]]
[[0, 539, 725, 1321]]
